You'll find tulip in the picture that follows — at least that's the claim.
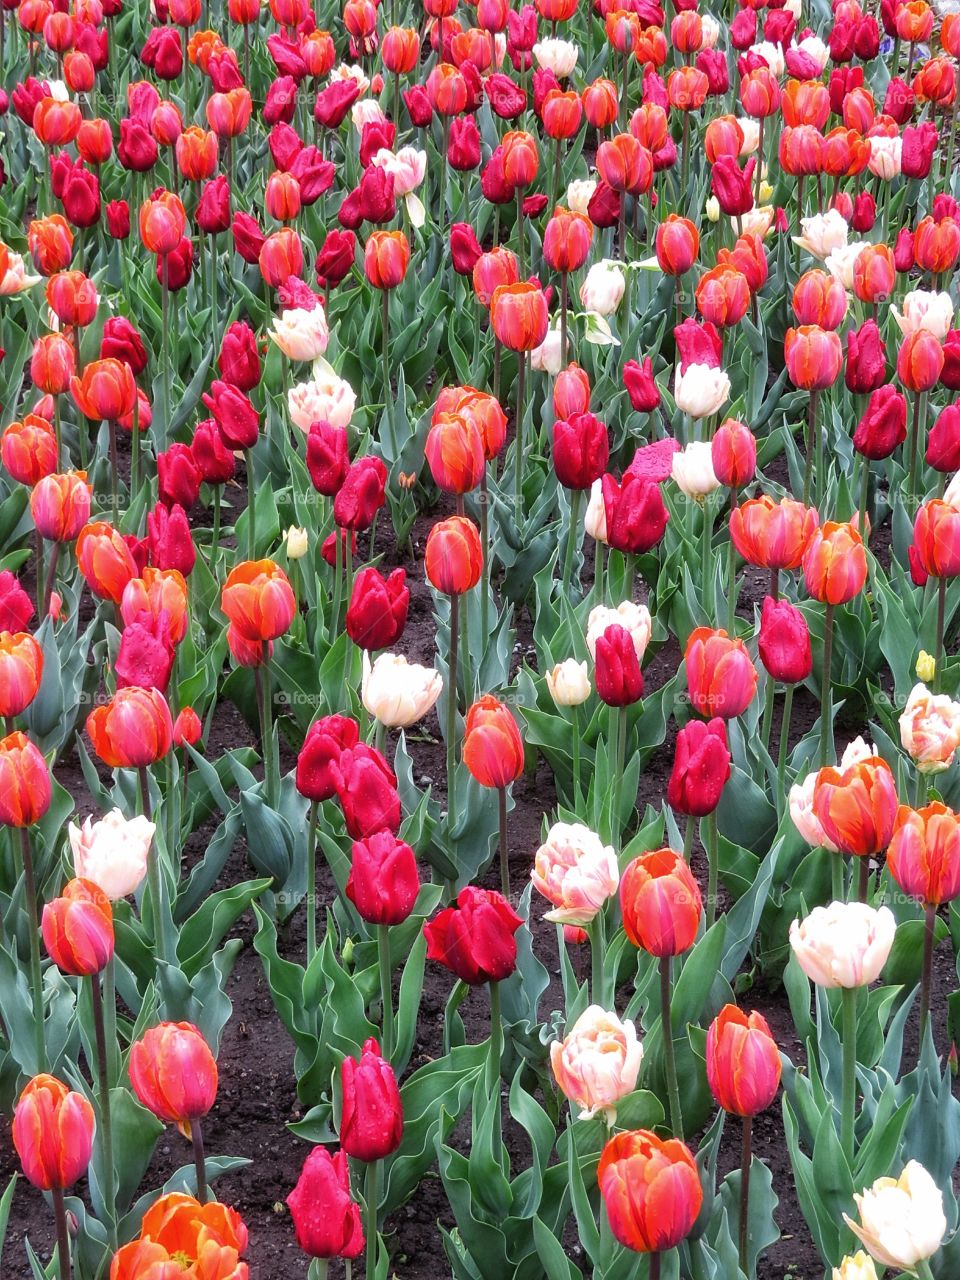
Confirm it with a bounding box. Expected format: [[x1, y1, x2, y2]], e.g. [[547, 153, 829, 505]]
[[899, 685, 960, 775], [550, 1006, 643, 1122], [425, 411, 486, 494], [0, 731, 51, 828], [345, 567, 408, 652], [844, 1162, 946, 1273], [579, 261, 625, 316], [673, 363, 731, 419], [621, 848, 702, 960], [70, 358, 136, 422], [41, 877, 113, 977], [546, 659, 590, 707], [711, 420, 756, 491], [68, 809, 155, 900], [532, 821, 619, 934], [685, 627, 758, 721], [0, 631, 43, 719], [361, 652, 442, 729], [671, 442, 719, 503], [595, 623, 643, 708], [598, 1129, 703, 1255], [667, 718, 730, 818], [13, 1074, 94, 1190], [346, 831, 419, 929], [86, 686, 173, 772], [425, 886, 522, 984], [111, 1193, 250, 1277], [601, 474, 669, 555], [269, 308, 329, 363], [832, 1254, 879, 1280], [335, 743, 401, 841], [2, 415, 58, 484], [813, 753, 897, 881], [220, 559, 295, 646], [287, 1146, 363, 1261], [340, 1038, 403, 1162], [758, 597, 812, 685]]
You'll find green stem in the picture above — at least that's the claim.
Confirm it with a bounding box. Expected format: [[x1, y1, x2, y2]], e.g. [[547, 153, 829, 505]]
[[260, 645, 275, 805], [381, 288, 390, 402], [726, 491, 738, 634], [480, 468, 490, 642], [306, 799, 319, 965], [909, 390, 927, 498], [91, 977, 117, 1250], [777, 684, 795, 803], [498, 787, 510, 901], [514, 354, 526, 511], [446, 594, 460, 844], [760, 674, 775, 752], [378, 923, 394, 1062], [487, 980, 503, 1148], [739, 1116, 752, 1275], [571, 704, 581, 806], [589, 914, 606, 1008], [139, 765, 168, 964], [52, 1185, 72, 1280], [682, 814, 694, 862], [562, 489, 583, 595], [803, 390, 818, 507], [919, 900, 936, 1047], [660, 955, 683, 1137], [935, 575, 947, 694], [841, 985, 857, 1165], [244, 449, 256, 559], [704, 812, 719, 930], [819, 604, 834, 768], [19, 828, 46, 1072]]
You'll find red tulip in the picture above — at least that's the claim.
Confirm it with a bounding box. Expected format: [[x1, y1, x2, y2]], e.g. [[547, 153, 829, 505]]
[[667, 719, 730, 817], [424, 886, 523, 984], [340, 1039, 404, 1161], [598, 1129, 702, 1253], [706, 1005, 782, 1116], [620, 848, 702, 956]]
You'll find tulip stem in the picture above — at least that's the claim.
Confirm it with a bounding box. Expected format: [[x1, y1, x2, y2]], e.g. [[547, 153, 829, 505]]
[[192, 1119, 207, 1204], [802, 390, 818, 507], [859, 456, 871, 536], [704, 812, 719, 930], [161, 262, 170, 439], [560, 271, 568, 368], [649, 1254, 661, 1280], [487, 980, 503, 1148], [378, 923, 394, 1063], [819, 603, 834, 768], [515, 188, 525, 277], [108, 420, 119, 522], [259, 645, 276, 806], [571, 705, 581, 806], [682, 815, 694, 862], [51, 1185, 72, 1280], [562, 489, 583, 596], [140, 766, 169, 965], [514, 354, 526, 511], [660, 956, 683, 1137], [244, 450, 256, 558], [90, 977, 117, 1245], [480, 468, 490, 642], [760, 674, 775, 753], [726, 491, 738, 634], [908, 391, 927, 499], [365, 1158, 380, 1280], [840, 985, 857, 1165], [919, 900, 936, 1046], [18, 828, 46, 1073], [935, 575, 947, 694], [588, 915, 606, 1008], [739, 1116, 752, 1274], [306, 799, 319, 965], [776, 684, 794, 804], [381, 289, 391, 402], [498, 787, 510, 902], [446, 594, 460, 850]]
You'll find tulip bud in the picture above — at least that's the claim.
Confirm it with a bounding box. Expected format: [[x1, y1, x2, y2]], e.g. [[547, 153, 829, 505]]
[[758, 596, 813, 683], [42, 878, 114, 975], [706, 1004, 781, 1116], [129, 1022, 218, 1129], [598, 1129, 703, 1252], [620, 848, 702, 956]]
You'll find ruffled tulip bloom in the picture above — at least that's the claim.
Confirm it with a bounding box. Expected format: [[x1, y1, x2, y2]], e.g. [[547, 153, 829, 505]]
[[111, 1193, 250, 1277], [888, 803, 960, 907], [843, 1162, 946, 1272], [68, 809, 154, 899], [86, 687, 173, 768], [550, 1006, 643, 1121], [346, 831, 419, 925], [0, 732, 51, 827], [899, 684, 960, 775], [129, 1021, 218, 1130], [598, 1129, 703, 1252], [706, 1005, 781, 1116], [531, 822, 619, 925], [41, 878, 113, 976], [12, 1074, 95, 1190], [789, 901, 896, 987], [424, 886, 523, 984], [269, 308, 329, 362], [685, 627, 758, 719], [802, 522, 868, 604], [667, 718, 730, 816], [546, 659, 591, 706], [620, 848, 702, 956], [0, 632, 43, 718], [425, 517, 483, 595], [221, 559, 296, 643], [758, 597, 812, 683], [362, 652, 442, 728], [340, 1039, 403, 1161]]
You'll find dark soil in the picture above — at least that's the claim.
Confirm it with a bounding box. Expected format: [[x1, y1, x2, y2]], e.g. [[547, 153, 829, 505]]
[[0, 484, 954, 1280]]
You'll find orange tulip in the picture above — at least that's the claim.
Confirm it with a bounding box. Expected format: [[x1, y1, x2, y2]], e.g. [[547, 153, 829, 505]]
[[543, 206, 593, 273], [852, 243, 896, 305], [598, 1129, 703, 1253], [86, 687, 174, 768], [381, 25, 420, 71], [425, 412, 485, 494], [685, 627, 758, 719], [913, 215, 960, 274], [0, 632, 43, 718], [71, 358, 137, 422], [76, 521, 140, 602], [704, 115, 744, 163], [489, 282, 549, 351], [139, 189, 187, 255], [581, 78, 619, 128], [784, 325, 844, 390], [781, 79, 830, 128], [620, 847, 702, 956], [129, 1022, 218, 1129], [888, 802, 960, 907], [706, 1005, 781, 1116], [501, 130, 539, 187], [435, 386, 507, 461], [729, 495, 818, 570], [259, 227, 303, 288], [12, 1075, 95, 1190], [41, 878, 114, 977], [897, 330, 944, 393], [0, 732, 52, 827], [33, 97, 82, 145], [425, 516, 483, 595], [812, 756, 898, 857], [46, 270, 98, 326], [463, 694, 524, 788], [655, 215, 699, 276], [426, 63, 468, 114], [31, 470, 92, 542], [666, 65, 709, 111], [821, 126, 870, 178], [110, 1193, 247, 1280], [802, 520, 867, 604], [205, 85, 253, 136], [542, 89, 583, 140], [265, 170, 302, 223], [27, 214, 73, 276], [472, 246, 519, 307], [175, 126, 218, 181], [220, 559, 296, 643], [792, 270, 847, 330], [629, 102, 668, 152], [364, 230, 410, 289], [895, 0, 934, 40], [695, 264, 751, 327], [740, 65, 781, 117], [913, 500, 960, 578], [2, 415, 58, 485], [596, 133, 653, 194], [30, 333, 76, 396], [121, 568, 189, 644]]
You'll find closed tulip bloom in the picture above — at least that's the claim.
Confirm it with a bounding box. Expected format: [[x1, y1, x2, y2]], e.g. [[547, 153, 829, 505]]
[[0, 732, 51, 827], [69, 808, 155, 899], [221, 559, 296, 642], [887, 802, 960, 907], [913, 501, 960, 579], [472, 246, 519, 306], [802, 521, 867, 604], [2, 416, 58, 484], [382, 25, 420, 71], [553, 413, 609, 490], [175, 126, 218, 181], [582, 78, 619, 128], [579, 261, 625, 316], [551, 1006, 643, 1121], [501, 130, 539, 187], [31, 469, 91, 543], [711, 419, 756, 489], [12, 1075, 95, 1190], [833, 1253, 879, 1280], [602, 474, 669, 554], [28, 214, 73, 275], [425, 412, 485, 494], [913, 215, 960, 275], [623, 358, 660, 413], [346, 829, 420, 927], [463, 695, 524, 787], [898, 684, 960, 773], [139, 189, 187, 255], [793, 270, 847, 330], [653, 215, 699, 277], [853, 386, 907, 460], [362, 652, 442, 728], [286, 1146, 363, 1261], [41, 877, 114, 976], [86, 687, 173, 768], [846, 318, 887, 394], [667, 718, 730, 816], [434, 386, 507, 462], [844, 1161, 946, 1273], [426, 63, 468, 115], [259, 227, 304, 289], [340, 1039, 403, 1161], [730, 495, 817, 570], [812, 756, 898, 857], [121, 569, 189, 645], [674, 363, 731, 419], [758, 597, 812, 683], [345, 566, 409, 651], [586, 602, 651, 664], [706, 1005, 781, 1116], [685, 627, 758, 720], [129, 1022, 218, 1128], [595, 624, 644, 707], [425, 516, 483, 595], [296, 715, 358, 802], [71, 358, 136, 422], [596, 134, 653, 195], [364, 230, 410, 289], [897, 329, 945, 393], [598, 1129, 703, 1253], [621, 848, 702, 956], [546, 659, 591, 706], [790, 901, 896, 988], [337, 742, 402, 841], [696, 265, 751, 329], [532, 822, 619, 925], [553, 364, 591, 418], [425, 885, 523, 984], [490, 282, 550, 352], [0, 631, 43, 718], [784, 325, 843, 390], [542, 89, 583, 140], [543, 207, 593, 273], [672, 442, 719, 502], [30, 334, 76, 397], [269, 308, 329, 363], [852, 243, 896, 305]]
